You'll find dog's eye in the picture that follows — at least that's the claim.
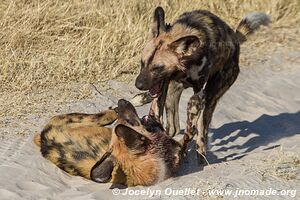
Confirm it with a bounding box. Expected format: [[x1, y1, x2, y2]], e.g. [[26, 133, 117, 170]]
[[152, 64, 165, 71]]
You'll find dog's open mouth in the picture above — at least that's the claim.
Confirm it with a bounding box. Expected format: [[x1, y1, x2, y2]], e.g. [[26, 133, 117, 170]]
[[131, 81, 166, 107], [149, 81, 163, 98]]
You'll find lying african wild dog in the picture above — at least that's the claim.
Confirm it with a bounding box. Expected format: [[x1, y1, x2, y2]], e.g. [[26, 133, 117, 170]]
[[34, 99, 183, 186], [133, 7, 270, 162]]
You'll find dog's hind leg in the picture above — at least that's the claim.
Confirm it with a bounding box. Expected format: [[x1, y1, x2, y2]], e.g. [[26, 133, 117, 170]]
[[197, 60, 240, 162], [165, 80, 184, 137], [49, 109, 118, 127]]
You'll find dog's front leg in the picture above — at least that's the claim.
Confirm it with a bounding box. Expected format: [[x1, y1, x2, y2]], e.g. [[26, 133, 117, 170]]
[[165, 80, 184, 137], [180, 90, 205, 151]]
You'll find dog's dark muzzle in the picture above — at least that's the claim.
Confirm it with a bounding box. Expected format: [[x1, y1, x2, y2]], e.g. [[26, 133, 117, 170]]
[[135, 74, 151, 91]]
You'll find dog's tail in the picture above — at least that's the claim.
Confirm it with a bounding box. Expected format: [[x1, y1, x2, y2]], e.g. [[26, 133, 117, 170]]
[[33, 134, 41, 147], [235, 12, 271, 44]]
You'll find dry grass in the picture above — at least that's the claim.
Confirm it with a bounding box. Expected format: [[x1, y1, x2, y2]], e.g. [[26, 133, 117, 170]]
[[0, 0, 300, 118], [257, 150, 300, 181]]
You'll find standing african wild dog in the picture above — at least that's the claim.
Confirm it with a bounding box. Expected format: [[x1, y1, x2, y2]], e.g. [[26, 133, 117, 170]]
[[34, 99, 183, 186], [134, 7, 270, 162]]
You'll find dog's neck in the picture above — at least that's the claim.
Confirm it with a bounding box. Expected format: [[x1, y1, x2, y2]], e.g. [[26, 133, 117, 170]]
[[111, 139, 165, 186]]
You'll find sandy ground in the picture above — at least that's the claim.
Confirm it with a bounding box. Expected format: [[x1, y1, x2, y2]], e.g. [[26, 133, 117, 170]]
[[0, 48, 300, 200]]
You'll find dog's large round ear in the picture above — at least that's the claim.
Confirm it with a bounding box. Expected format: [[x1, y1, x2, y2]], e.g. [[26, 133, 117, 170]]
[[115, 124, 150, 151], [117, 99, 141, 126], [90, 154, 114, 183], [151, 6, 166, 37], [169, 35, 200, 56]]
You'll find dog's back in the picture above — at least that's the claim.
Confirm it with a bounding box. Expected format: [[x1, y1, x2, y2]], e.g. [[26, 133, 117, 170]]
[[172, 10, 240, 77]]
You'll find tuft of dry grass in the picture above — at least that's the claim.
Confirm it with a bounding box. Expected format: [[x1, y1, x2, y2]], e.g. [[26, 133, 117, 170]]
[[257, 150, 300, 181], [0, 0, 299, 118]]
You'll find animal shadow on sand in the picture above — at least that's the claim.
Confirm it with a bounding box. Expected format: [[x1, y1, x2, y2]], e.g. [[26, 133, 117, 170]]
[[176, 111, 300, 177]]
